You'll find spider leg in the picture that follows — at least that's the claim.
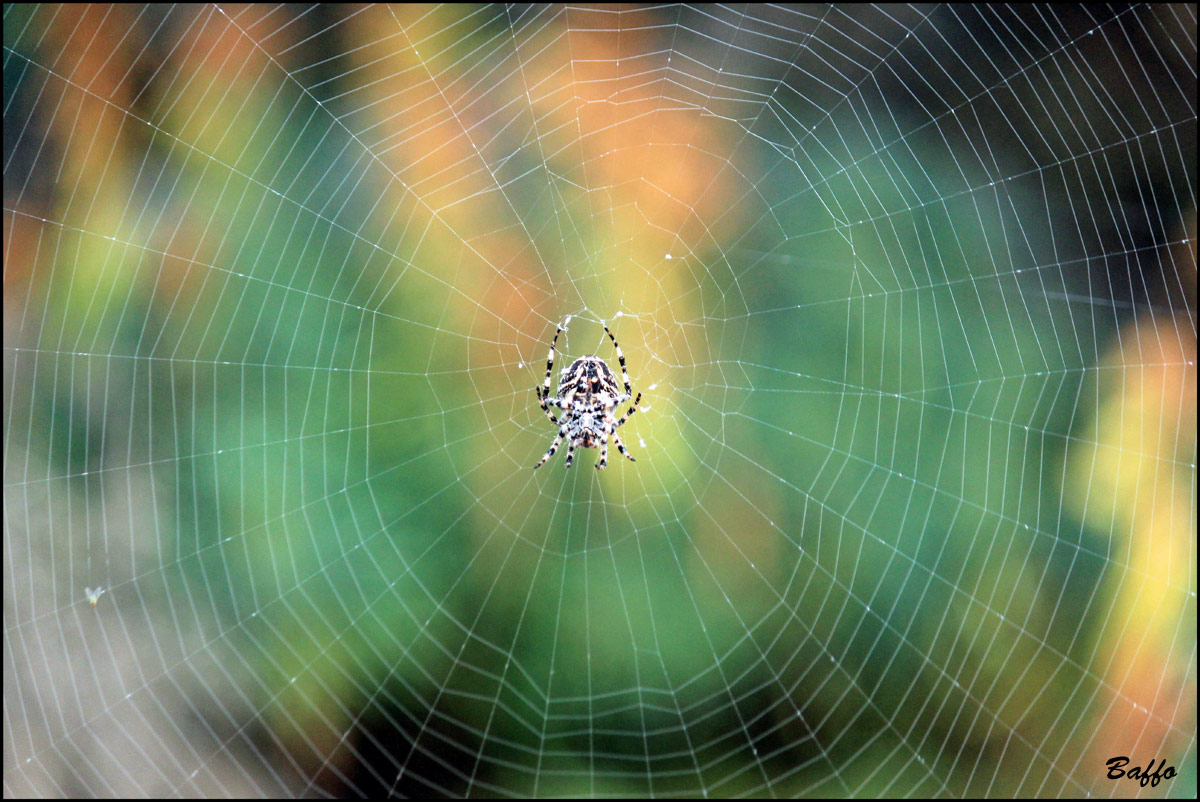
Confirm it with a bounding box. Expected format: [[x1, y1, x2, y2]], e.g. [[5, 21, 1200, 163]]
[[537, 387, 561, 425], [613, 432, 636, 462], [564, 441, 577, 468], [614, 392, 641, 428], [537, 324, 566, 424], [603, 323, 632, 396], [539, 323, 563, 399], [534, 427, 567, 469], [595, 438, 609, 470]]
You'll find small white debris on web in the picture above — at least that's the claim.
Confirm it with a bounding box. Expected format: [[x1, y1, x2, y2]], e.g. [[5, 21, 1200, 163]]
[[85, 587, 105, 607], [518, 361, 524, 369], [648, 383, 658, 391], [665, 254, 672, 259], [639, 437, 646, 448], [614, 311, 623, 318], [563, 315, 572, 327]]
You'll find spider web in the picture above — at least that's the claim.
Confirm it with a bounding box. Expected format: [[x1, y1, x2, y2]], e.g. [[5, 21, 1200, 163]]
[[4, 4, 1196, 797]]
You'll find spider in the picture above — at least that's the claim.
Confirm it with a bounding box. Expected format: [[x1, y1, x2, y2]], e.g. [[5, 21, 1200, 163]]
[[534, 322, 642, 470]]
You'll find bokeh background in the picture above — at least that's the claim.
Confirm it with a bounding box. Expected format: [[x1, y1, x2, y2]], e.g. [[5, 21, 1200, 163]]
[[4, 4, 1195, 797]]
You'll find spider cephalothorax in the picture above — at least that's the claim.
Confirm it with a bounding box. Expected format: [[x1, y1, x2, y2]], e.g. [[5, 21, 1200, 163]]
[[534, 323, 642, 470]]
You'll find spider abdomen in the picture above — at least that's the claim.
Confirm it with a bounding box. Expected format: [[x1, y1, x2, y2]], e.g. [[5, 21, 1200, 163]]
[[559, 356, 621, 405]]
